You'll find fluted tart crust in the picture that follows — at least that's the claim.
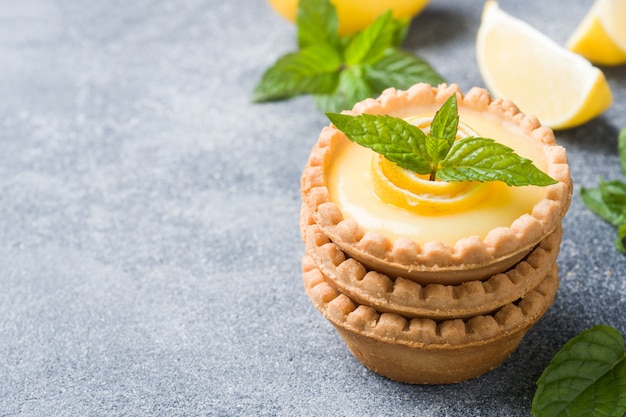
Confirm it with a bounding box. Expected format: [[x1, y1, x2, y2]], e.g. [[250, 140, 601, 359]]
[[300, 83, 572, 283], [304, 217, 561, 319], [302, 254, 559, 384]]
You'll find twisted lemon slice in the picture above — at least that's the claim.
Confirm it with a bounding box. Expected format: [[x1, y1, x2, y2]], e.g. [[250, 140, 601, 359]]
[[371, 155, 492, 215], [369, 116, 492, 215]]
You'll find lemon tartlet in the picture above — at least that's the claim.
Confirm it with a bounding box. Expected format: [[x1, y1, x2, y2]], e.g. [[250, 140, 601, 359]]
[[299, 83, 572, 384], [301, 83, 571, 284]]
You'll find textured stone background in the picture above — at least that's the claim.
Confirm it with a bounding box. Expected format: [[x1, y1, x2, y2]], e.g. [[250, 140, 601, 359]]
[[1, 0, 625, 416]]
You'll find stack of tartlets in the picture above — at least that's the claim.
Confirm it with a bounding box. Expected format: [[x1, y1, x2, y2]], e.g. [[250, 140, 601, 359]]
[[299, 83, 572, 384]]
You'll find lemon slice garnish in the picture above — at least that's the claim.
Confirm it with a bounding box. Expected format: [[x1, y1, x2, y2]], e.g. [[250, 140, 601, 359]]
[[371, 155, 494, 215]]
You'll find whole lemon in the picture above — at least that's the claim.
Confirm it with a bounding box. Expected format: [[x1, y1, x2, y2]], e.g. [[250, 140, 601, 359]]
[[268, 0, 430, 36]]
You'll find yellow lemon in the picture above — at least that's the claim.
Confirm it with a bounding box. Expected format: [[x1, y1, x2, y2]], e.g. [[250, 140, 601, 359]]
[[601, 0, 626, 51], [476, 1, 613, 130], [566, 0, 626, 66], [267, 0, 430, 36]]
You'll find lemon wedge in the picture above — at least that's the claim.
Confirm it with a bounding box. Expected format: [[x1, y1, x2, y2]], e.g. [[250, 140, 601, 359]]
[[602, 0, 626, 52], [476, 1, 613, 130], [566, 0, 626, 65], [566, 0, 626, 66], [267, 0, 430, 36]]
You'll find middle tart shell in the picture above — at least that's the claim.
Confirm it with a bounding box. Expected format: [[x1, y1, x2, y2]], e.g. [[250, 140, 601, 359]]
[[303, 208, 561, 320]]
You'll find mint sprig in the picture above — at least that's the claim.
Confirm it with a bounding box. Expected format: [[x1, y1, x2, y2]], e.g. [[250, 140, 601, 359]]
[[326, 95, 557, 187], [532, 325, 626, 417], [581, 127, 626, 253], [253, 0, 444, 112]]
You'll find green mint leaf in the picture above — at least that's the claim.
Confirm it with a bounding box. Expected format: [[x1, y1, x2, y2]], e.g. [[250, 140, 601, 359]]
[[326, 112, 431, 174], [314, 67, 377, 113], [296, 0, 340, 49], [390, 17, 410, 47], [252, 44, 342, 102], [580, 127, 626, 254], [438, 137, 558, 186], [581, 185, 626, 226], [617, 127, 626, 176], [617, 223, 626, 253], [599, 179, 626, 225], [344, 10, 396, 65], [532, 325, 626, 417], [253, 0, 443, 111], [426, 136, 449, 179], [326, 106, 556, 187], [429, 95, 459, 151], [363, 49, 446, 92]]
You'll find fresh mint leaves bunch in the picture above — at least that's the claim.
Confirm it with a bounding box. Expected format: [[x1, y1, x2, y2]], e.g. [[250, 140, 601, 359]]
[[581, 128, 626, 253], [532, 325, 626, 417], [253, 0, 444, 112], [327, 95, 557, 186]]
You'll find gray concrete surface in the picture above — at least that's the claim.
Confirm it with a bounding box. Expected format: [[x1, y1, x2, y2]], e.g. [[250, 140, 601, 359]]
[[1, 0, 625, 416]]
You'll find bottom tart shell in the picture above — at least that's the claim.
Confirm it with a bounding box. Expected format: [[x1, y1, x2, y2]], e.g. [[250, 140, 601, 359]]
[[304, 219, 562, 320], [302, 255, 559, 384]]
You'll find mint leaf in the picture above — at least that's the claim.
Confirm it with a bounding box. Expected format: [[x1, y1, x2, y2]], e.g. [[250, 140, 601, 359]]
[[252, 44, 342, 102], [439, 137, 558, 186], [425, 136, 449, 180], [326, 97, 557, 187], [581, 185, 626, 226], [326, 112, 431, 174], [599, 179, 626, 225], [426, 136, 449, 166], [344, 10, 395, 65], [580, 127, 626, 254], [297, 0, 339, 49], [425, 91, 459, 178], [430, 94, 459, 151], [532, 325, 626, 417], [363, 49, 446, 92], [390, 17, 410, 47], [581, 180, 626, 253], [619, 128, 626, 177], [253, 0, 444, 111], [314, 67, 378, 113], [618, 223, 626, 253]]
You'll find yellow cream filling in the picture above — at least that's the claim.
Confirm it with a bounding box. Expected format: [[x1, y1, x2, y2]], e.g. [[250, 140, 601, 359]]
[[326, 109, 548, 245]]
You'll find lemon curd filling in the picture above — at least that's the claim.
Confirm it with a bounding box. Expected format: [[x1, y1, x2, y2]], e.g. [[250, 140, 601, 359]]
[[327, 109, 549, 245]]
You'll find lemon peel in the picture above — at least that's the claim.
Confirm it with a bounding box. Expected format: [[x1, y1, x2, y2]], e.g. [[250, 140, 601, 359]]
[[371, 155, 494, 215], [476, 1, 612, 130]]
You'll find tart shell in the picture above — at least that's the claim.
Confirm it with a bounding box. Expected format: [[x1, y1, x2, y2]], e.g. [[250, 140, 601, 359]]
[[304, 214, 562, 319], [302, 254, 559, 384], [300, 83, 572, 283]]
